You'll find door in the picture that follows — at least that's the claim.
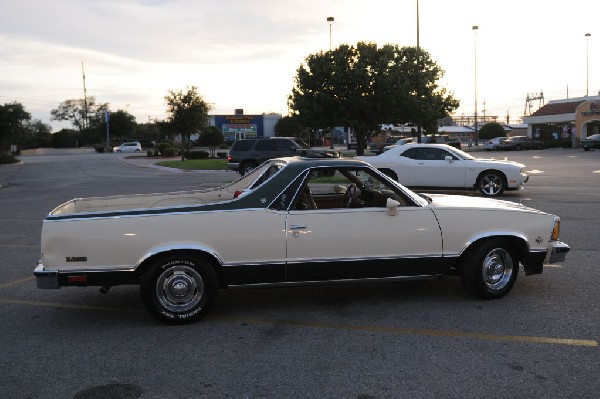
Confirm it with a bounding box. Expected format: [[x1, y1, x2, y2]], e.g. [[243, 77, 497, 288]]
[[411, 147, 467, 187], [283, 166, 445, 282]]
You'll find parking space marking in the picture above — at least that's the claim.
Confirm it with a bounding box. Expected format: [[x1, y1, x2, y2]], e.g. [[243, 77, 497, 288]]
[[214, 316, 598, 347], [0, 244, 38, 249], [1, 299, 594, 347], [0, 298, 144, 314], [0, 276, 34, 289]]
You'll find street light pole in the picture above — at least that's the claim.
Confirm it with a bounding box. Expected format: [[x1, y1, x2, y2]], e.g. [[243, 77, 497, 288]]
[[586, 33, 591, 96], [327, 17, 334, 51], [472, 25, 479, 146], [416, 0, 422, 143], [327, 16, 335, 149]]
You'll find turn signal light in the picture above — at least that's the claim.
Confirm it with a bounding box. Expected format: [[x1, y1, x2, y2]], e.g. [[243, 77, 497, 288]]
[[551, 219, 560, 241]]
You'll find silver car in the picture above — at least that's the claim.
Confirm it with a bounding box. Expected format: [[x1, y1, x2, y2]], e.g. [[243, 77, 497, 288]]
[[113, 142, 142, 153]]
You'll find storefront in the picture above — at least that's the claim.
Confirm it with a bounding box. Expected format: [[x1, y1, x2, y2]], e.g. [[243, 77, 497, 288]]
[[576, 100, 600, 141], [524, 95, 600, 147]]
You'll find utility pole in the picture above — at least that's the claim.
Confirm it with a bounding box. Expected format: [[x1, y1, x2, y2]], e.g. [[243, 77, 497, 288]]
[[82, 62, 89, 146]]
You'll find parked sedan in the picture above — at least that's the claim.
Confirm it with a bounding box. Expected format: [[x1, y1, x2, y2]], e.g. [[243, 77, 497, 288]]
[[34, 157, 568, 324], [580, 133, 600, 150], [496, 136, 543, 151], [357, 143, 528, 197], [484, 137, 506, 151]]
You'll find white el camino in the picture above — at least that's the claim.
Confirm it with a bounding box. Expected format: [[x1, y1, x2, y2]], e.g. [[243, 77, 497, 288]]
[[357, 143, 529, 197], [34, 157, 569, 324]]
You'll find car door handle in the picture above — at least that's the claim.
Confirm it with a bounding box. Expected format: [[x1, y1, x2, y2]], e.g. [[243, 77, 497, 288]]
[[289, 224, 307, 230]]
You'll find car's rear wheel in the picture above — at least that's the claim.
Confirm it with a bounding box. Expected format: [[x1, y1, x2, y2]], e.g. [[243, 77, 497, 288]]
[[240, 162, 257, 176], [477, 171, 505, 197], [460, 239, 518, 299], [140, 253, 218, 324]]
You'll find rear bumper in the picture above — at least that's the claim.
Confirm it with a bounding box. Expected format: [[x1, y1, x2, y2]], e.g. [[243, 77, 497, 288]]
[[34, 262, 138, 289]]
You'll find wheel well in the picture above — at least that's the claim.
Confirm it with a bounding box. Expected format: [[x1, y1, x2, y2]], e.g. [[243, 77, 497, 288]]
[[475, 169, 507, 187], [136, 249, 225, 288], [458, 235, 528, 266]]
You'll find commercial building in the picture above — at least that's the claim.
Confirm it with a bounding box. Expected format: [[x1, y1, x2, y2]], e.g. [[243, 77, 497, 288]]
[[208, 110, 281, 143], [523, 95, 600, 146]]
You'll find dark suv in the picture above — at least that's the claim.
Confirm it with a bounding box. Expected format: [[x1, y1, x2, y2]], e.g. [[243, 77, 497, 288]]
[[228, 137, 341, 175]]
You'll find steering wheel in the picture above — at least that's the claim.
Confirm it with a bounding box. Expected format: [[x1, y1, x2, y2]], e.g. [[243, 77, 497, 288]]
[[344, 183, 357, 207]]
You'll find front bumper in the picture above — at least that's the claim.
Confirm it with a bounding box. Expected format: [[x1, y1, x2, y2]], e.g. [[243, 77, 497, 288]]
[[548, 241, 570, 264]]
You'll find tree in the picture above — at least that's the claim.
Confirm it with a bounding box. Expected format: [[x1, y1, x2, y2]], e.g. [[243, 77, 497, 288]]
[[100, 110, 137, 144], [164, 86, 212, 161], [22, 120, 52, 149], [50, 97, 106, 146], [288, 42, 459, 155], [479, 122, 506, 140], [199, 126, 224, 157], [0, 102, 30, 151]]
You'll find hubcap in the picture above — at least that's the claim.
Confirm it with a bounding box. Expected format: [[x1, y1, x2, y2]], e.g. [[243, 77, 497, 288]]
[[156, 265, 204, 313], [482, 248, 514, 291], [481, 174, 502, 196]]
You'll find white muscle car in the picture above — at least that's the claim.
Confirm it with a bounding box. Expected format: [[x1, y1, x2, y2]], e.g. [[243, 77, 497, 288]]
[[34, 157, 569, 324], [357, 143, 529, 196]]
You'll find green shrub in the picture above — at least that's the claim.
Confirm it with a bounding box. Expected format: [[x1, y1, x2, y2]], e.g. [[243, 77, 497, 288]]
[[217, 152, 227, 159], [157, 142, 171, 155], [154, 150, 160, 157], [94, 144, 105, 153], [0, 151, 18, 164], [185, 150, 209, 159], [162, 147, 176, 157], [147, 150, 154, 157]]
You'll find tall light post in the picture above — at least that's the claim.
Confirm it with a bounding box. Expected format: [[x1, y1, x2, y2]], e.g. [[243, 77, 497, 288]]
[[586, 33, 591, 96], [472, 25, 479, 145], [416, 0, 422, 143], [327, 16, 335, 148], [327, 17, 334, 51]]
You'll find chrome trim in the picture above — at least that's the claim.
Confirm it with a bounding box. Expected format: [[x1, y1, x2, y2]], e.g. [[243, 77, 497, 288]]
[[34, 263, 59, 289], [136, 244, 225, 269], [227, 274, 444, 289], [289, 224, 307, 230], [548, 241, 570, 264], [459, 231, 529, 256]]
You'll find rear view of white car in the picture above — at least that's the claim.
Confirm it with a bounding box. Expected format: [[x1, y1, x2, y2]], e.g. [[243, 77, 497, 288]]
[[113, 142, 142, 153]]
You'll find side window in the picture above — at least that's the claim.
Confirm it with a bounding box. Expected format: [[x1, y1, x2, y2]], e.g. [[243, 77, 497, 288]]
[[255, 139, 274, 151], [275, 139, 294, 151], [291, 167, 412, 211], [231, 140, 254, 151], [401, 148, 418, 159]]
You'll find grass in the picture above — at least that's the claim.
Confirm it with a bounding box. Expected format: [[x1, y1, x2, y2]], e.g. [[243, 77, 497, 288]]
[[155, 158, 229, 170]]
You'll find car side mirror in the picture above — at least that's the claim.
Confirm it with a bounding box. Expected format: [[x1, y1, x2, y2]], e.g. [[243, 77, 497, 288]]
[[386, 198, 400, 216], [445, 156, 453, 163]]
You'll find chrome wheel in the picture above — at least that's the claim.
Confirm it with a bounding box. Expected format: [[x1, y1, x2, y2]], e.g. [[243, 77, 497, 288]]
[[155, 265, 204, 313], [479, 172, 504, 196], [481, 248, 514, 292], [459, 239, 518, 299]]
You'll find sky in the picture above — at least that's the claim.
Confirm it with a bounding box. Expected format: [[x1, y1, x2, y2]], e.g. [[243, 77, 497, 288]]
[[0, 0, 598, 131]]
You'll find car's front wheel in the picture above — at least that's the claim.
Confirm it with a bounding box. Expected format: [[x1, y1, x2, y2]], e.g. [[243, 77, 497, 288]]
[[477, 171, 505, 196], [460, 239, 518, 299], [140, 253, 218, 324]]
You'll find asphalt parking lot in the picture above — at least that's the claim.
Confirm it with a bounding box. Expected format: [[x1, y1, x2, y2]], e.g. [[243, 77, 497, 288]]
[[0, 148, 598, 398]]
